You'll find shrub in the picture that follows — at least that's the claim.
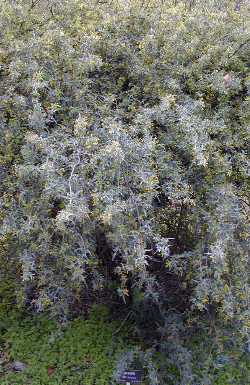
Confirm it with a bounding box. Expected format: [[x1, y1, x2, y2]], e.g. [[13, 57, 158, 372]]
[[0, 0, 249, 373]]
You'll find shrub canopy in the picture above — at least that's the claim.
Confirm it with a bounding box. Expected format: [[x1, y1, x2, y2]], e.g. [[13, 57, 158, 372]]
[[0, 0, 249, 342]]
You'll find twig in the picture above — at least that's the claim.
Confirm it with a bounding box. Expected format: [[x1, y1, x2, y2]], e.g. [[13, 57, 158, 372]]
[[112, 310, 134, 336], [228, 38, 250, 59], [29, 0, 41, 11], [68, 152, 81, 205]]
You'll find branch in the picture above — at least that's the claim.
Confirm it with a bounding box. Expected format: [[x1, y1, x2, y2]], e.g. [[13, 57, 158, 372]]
[[29, 0, 42, 11], [112, 310, 134, 336], [228, 38, 250, 59], [68, 152, 81, 205]]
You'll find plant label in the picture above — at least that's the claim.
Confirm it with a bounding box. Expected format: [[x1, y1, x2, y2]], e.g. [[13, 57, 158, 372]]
[[119, 370, 143, 384]]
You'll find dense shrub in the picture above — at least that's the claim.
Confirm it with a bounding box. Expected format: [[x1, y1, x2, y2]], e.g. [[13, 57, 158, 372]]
[[0, 1, 249, 380]]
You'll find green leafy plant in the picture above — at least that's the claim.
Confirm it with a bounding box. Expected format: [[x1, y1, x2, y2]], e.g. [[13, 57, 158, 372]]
[[0, 306, 133, 385], [0, 1, 249, 383]]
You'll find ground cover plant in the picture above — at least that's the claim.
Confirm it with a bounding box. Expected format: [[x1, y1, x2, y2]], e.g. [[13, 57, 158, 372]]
[[0, 309, 249, 384], [0, 0, 249, 384], [0, 306, 134, 385]]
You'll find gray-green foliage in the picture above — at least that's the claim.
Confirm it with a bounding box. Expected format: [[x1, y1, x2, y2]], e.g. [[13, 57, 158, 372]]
[[0, 0, 249, 343]]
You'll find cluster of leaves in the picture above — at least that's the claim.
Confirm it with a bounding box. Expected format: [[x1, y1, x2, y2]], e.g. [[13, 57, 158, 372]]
[[0, 0, 249, 382]]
